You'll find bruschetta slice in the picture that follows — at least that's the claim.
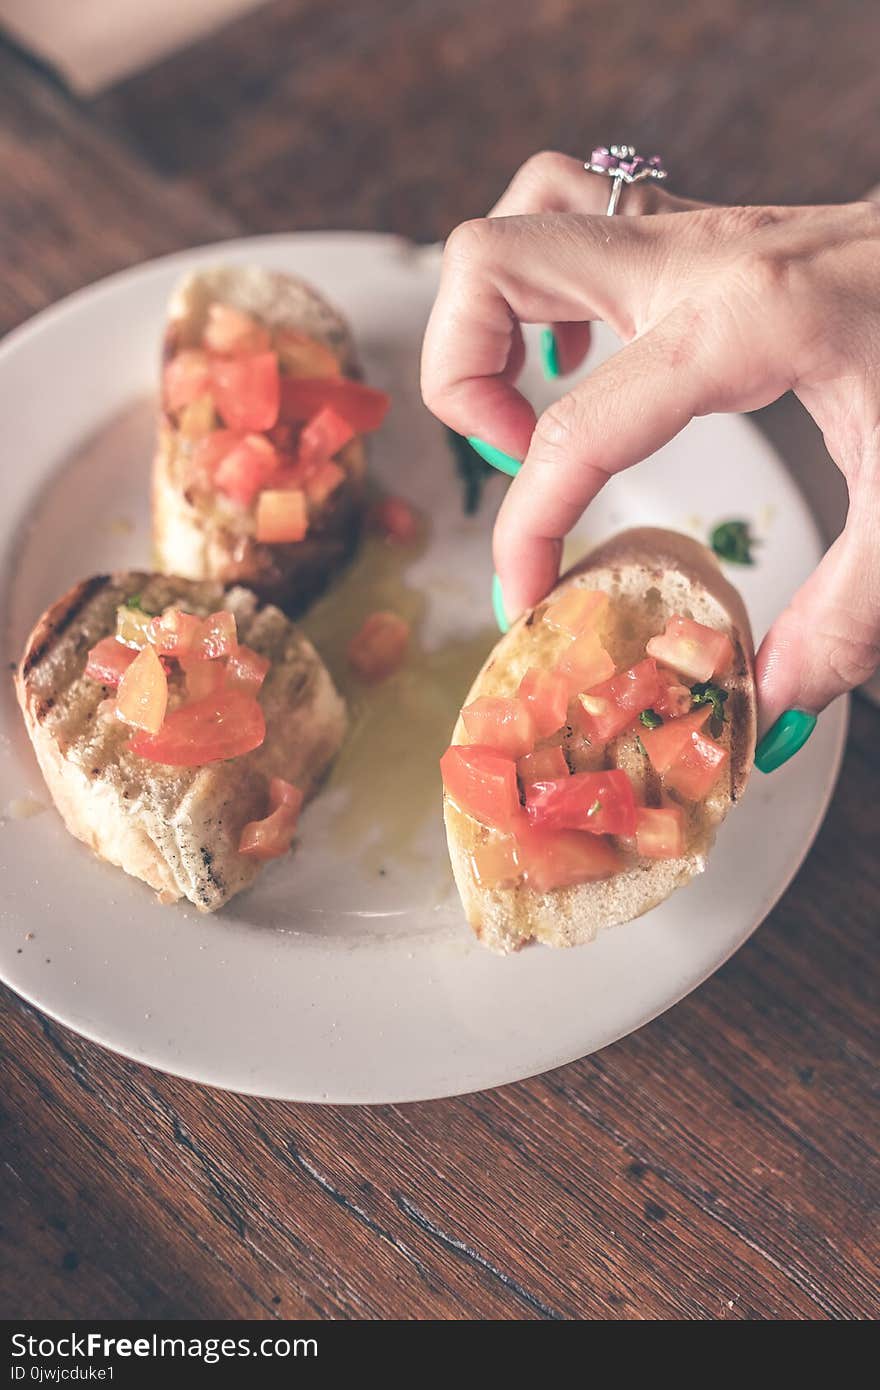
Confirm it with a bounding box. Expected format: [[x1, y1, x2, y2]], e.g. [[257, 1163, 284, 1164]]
[[441, 528, 757, 953], [16, 571, 346, 911], [153, 266, 389, 615]]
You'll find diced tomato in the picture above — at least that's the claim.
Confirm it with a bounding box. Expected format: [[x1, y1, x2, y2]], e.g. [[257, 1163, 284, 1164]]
[[211, 352, 280, 432], [543, 587, 609, 638], [279, 378, 390, 433], [146, 608, 203, 658], [203, 302, 270, 356], [84, 636, 136, 688], [130, 690, 265, 766], [214, 434, 280, 507], [517, 824, 621, 892], [255, 489, 308, 543], [115, 645, 168, 734], [640, 706, 711, 775], [524, 767, 637, 837], [163, 350, 211, 412], [460, 696, 535, 759], [646, 616, 734, 683], [115, 605, 153, 649], [369, 496, 421, 545], [273, 329, 341, 379], [239, 777, 304, 859], [195, 611, 238, 660], [664, 731, 729, 800], [516, 745, 569, 786], [439, 745, 522, 833], [635, 806, 685, 859], [305, 460, 345, 506], [178, 394, 216, 439], [181, 655, 227, 701], [469, 835, 521, 888], [191, 429, 241, 484], [517, 667, 569, 739], [576, 658, 660, 742], [655, 666, 694, 718], [556, 630, 615, 695], [226, 644, 270, 694], [298, 407, 355, 469], [347, 611, 409, 683]]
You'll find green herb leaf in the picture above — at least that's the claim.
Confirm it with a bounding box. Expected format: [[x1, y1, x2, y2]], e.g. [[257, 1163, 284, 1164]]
[[691, 680, 729, 738], [126, 593, 144, 611], [710, 519, 755, 566], [639, 708, 663, 730], [586, 799, 602, 817], [445, 428, 494, 516]]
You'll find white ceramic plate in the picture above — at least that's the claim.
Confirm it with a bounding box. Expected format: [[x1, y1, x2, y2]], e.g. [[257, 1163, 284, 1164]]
[[0, 233, 846, 1102]]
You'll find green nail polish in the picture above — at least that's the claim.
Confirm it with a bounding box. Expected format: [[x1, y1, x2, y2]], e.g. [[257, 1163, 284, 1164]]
[[466, 436, 522, 477], [492, 573, 509, 633], [755, 709, 817, 773], [540, 327, 560, 380]]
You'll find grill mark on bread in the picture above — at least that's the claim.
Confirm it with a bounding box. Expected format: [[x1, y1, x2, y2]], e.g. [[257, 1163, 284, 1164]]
[[21, 575, 111, 681]]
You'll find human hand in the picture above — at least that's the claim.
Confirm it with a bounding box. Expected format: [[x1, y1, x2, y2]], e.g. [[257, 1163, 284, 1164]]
[[421, 152, 880, 768]]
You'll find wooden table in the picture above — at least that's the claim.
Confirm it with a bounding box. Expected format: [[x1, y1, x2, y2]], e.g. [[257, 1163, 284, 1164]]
[[1, 1, 877, 1320]]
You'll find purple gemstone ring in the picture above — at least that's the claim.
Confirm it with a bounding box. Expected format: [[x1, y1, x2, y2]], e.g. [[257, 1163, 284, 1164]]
[[586, 144, 668, 215]]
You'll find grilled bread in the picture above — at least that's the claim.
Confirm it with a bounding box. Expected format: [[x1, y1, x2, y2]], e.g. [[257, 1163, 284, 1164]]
[[443, 528, 757, 953], [16, 571, 346, 911], [152, 265, 368, 615]]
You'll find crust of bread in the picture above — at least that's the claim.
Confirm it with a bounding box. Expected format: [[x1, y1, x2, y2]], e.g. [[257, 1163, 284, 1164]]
[[16, 571, 347, 912], [152, 266, 367, 616], [444, 528, 757, 954]]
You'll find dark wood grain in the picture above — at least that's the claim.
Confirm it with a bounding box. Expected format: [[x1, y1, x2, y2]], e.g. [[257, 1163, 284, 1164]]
[[1, 1, 878, 1321]]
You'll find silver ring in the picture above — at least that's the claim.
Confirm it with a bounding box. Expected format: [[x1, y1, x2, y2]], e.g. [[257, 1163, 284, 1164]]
[[586, 144, 668, 216]]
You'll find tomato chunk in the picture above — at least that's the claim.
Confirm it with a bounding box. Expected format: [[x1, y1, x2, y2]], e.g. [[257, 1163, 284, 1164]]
[[305, 460, 345, 506], [255, 489, 308, 544], [214, 434, 279, 507], [517, 745, 569, 786], [543, 587, 609, 638], [239, 777, 304, 859], [116, 645, 168, 734], [226, 644, 270, 694], [298, 407, 355, 469], [203, 302, 270, 356], [640, 706, 711, 774], [635, 806, 685, 859], [577, 658, 660, 742], [163, 350, 211, 413], [195, 611, 238, 661], [517, 824, 621, 892], [469, 835, 521, 889], [181, 655, 227, 701], [524, 767, 637, 836], [84, 636, 136, 688], [440, 745, 521, 833], [646, 616, 733, 683], [369, 496, 421, 545], [211, 352, 280, 432], [146, 609, 203, 658], [556, 630, 615, 695], [347, 611, 410, 683], [130, 691, 265, 766], [191, 429, 241, 485], [655, 666, 694, 718], [517, 667, 569, 739], [273, 329, 341, 379], [460, 696, 535, 759], [279, 378, 390, 432], [664, 731, 729, 800]]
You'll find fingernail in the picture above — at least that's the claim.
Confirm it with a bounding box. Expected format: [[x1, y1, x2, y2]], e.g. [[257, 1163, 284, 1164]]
[[755, 709, 817, 774], [466, 436, 522, 477], [540, 327, 561, 380], [492, 572, 509, 633]]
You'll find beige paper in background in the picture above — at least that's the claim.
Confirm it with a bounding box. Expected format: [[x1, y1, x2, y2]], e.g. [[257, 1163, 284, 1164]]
[[0, 0, 269, 93]]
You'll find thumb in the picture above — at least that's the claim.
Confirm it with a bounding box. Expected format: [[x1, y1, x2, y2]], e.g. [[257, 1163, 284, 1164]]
[[755, 500, 880, 769]]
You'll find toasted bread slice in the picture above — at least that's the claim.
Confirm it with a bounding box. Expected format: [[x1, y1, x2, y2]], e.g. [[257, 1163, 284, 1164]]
[[16, 571, 346, 911], [152, 265, 367, 615], [444, 528, 757, 953]]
